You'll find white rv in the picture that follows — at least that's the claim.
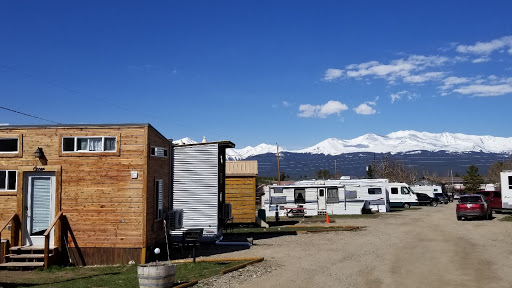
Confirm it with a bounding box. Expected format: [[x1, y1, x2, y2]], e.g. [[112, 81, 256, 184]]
[[263, 182, 370, 217], [388, 183, 418, 208], [410, 185, 442, 198], [297, 179, 390, 213], [500, 171, 512, 209]]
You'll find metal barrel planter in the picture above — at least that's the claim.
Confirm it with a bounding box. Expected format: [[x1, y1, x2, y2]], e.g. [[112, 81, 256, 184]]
[[137, 263, 176, 288]]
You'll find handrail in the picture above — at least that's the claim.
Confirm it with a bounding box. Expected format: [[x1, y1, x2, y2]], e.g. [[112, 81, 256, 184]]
[[44, 211, 63, 269], [0, 213, 18, 234]]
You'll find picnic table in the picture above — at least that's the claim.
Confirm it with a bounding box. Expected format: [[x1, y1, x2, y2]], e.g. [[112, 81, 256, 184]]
[[284, 207, 306, 217]]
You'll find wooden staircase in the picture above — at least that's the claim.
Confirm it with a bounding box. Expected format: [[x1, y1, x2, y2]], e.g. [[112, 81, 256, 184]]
[[0, 245, 58, 270]]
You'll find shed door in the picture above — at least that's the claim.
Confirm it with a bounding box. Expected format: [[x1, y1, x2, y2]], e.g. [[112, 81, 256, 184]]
[[24, 172, 55, 246]]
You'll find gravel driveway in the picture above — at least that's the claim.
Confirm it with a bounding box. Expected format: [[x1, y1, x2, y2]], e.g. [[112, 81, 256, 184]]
[[196, 203, 512, 288]]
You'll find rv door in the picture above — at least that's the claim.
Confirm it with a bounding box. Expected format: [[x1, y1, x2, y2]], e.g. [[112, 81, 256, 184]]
[[318, 188, 327, 210]]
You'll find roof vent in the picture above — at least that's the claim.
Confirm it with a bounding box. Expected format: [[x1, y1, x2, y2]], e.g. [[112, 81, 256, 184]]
[[202, 136, 207, 143]]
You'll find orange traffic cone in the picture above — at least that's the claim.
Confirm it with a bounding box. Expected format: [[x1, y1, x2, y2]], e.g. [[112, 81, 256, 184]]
[[326, 212, 331, 224]]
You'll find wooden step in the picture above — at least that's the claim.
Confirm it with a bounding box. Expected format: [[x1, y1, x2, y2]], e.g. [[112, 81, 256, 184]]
[[6, 253, 51, 259], [0, 262, 44, 268], [10, 245, 56, 251]]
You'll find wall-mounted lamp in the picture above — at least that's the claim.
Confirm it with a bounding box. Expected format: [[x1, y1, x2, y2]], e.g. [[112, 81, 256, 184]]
[[35, 147, 45, 159]]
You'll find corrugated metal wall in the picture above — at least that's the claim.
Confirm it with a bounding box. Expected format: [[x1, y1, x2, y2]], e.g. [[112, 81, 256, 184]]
[[173, 144, 220, 235]]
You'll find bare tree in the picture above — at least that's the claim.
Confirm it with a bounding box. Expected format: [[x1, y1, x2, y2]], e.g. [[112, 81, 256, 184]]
[[373, 155, 418, 184], [487, 159, 512, 184]]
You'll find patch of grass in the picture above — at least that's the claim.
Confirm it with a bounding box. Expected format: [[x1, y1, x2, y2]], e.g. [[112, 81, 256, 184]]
[[227, 225, 359, 234], [499, 215, 512, 221], [0, 261, 247, 288]]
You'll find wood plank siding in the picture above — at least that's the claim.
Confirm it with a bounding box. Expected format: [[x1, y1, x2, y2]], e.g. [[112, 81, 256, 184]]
[[225, 177, 256, 223], [0, 124, 171, 265], [225, 161, 257, 223]]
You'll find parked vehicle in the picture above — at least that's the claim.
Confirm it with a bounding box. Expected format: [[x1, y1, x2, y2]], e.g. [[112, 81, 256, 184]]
[[434, 192, 449, 204], [411, 185, 443, 199], [476, 190, 502, 212], [388, 183, 419, 208], [456, 194, 492, 221], [416, 192, 439, 206]]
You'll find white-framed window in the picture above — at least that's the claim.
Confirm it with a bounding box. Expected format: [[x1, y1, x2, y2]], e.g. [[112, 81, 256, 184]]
[[150, 147, 168, 157], [368, 188, 382, 194], [155, 179, 164, 220], [326, 188, 339, 203], [0, 138, 18, 153], [0, 170, 17, 191], [62, 136, 116, 152]]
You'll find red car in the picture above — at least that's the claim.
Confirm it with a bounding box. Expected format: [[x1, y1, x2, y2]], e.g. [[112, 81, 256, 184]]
[[476, 190, 502, 212], [456, 194, 492, 221]]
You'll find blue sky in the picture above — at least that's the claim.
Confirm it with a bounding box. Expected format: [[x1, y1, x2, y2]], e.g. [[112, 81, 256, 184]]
[[1, 1, 512, 149]]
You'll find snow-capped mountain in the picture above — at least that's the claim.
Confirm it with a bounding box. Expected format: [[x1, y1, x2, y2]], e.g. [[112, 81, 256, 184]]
[[175, 131, 512, 160], [232, 131, 512, 159]]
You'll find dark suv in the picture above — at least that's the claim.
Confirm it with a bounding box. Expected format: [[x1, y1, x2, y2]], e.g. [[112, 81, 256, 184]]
[[434, 192, 449, 204], [416, 193, 439, 207]]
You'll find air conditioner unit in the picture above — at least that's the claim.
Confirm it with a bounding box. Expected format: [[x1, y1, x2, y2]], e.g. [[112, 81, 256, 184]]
[[166, 209, 184, 230], [222, 203, 232, 220]]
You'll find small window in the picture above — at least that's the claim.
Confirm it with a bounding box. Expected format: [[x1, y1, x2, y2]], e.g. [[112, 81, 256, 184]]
[[62, 136, 117, 152], [391, 187, 398, 194], [401, 187, 410, 195], [0, 170, 17, 191], [433, 188, 438, 192], [0, 138, 18, 153], [151, 147, 168, 157], [509, 176, 512, 189], [272, 187, 283, 194], [155, 179, 164, 220], [326, 188, 339, 203], [294, 188, 306, 204], [319, 189, 325, 197], [368, 188, 382, 194]]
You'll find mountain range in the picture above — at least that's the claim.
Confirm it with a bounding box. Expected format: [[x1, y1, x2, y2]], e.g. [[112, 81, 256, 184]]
[[174, 131, 512, 178]]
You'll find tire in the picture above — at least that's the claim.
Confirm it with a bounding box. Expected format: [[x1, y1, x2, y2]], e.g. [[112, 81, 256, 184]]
[[431, 201, 438, 207], [457, 216, 462, 221], [488, 211, 493, 220], [496, 210, 502, 214], [403, 203, 411, 209]]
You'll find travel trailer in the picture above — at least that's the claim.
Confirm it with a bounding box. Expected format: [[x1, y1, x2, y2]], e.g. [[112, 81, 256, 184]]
[[410, 185, 443, 198], [263, 182, 369, 217], [297, 179, 390, 213]]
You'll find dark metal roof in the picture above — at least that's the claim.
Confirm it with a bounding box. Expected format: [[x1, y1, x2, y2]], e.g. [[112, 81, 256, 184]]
[[173, 141, 236, 149]]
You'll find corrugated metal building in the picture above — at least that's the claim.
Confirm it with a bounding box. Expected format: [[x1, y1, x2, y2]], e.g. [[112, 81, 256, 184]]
[[225, 161, 258, 223], [171, 141, 235, 241]]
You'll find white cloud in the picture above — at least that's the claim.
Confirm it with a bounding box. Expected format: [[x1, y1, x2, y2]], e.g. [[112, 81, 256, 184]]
[[456, 36, 512, 55], [453, 84, 512, 97], [323, 68, 344, 81], [354, 103, 376, 115], [472, 57, 490, 63], [282, 101, 290, 107], [0, 123, 9, 126], [439, 76, 470, 90], [403, 72, 445, 83], [390, 90, 417, 103], [344, 55, 449, 84], [298, 100, 348, 118]]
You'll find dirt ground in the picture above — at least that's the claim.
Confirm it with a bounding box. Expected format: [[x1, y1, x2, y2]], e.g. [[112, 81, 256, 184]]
[[202, 203, 512, 288]]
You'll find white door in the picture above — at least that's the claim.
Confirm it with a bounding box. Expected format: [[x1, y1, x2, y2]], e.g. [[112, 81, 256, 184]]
[[318, 188, 327, 210], [24, 172, 55, 246], [501, 172, 512, 209]]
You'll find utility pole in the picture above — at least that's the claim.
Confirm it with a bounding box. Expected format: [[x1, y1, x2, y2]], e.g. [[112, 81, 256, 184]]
[[335, 160, 337, 179], [277, 144, 280, 185]]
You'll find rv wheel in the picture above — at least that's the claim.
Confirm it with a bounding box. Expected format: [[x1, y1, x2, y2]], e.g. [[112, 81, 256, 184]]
[[457, 216, 462, 221], [403, 203, 410, 209]]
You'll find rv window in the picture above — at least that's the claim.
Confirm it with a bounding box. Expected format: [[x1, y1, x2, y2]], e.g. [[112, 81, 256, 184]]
[[368, 188, 382, 194], [273, 187, 283, 193], [0, 170, 17, 191], [319, 189, 324, 197], [294, 189, 306, 204], [0, 138, 18, 153], [434, 188, 438, 192], [326, 188, 339, 203], [401, 187, 410, 195], [391, 188, 398, 194], [509, 176, 512, 189]]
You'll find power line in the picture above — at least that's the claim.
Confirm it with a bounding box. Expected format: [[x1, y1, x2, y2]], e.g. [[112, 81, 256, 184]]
[[0, 106, 61, 124]]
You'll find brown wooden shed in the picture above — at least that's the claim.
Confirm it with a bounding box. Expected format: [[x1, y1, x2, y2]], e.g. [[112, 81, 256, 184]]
[[225, 161, 258, 223], [0, 124, 171, 267]]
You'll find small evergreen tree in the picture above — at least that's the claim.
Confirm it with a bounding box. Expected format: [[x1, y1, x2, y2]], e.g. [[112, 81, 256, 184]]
[[462, 165, 484, 193]]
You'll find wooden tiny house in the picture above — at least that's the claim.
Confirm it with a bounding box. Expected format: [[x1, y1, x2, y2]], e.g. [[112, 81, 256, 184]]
[[0, 124, 171, 267], [225, 161, 258, 223]]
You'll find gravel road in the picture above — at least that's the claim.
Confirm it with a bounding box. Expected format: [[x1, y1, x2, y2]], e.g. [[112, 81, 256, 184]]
[[196, 203, 512, 288]]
